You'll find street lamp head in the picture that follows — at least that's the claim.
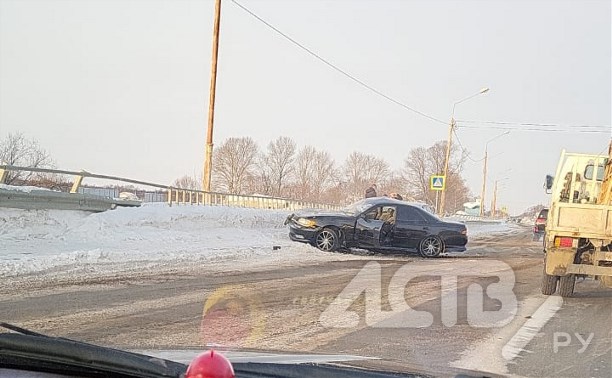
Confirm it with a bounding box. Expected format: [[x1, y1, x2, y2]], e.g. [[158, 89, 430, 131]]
[[452, 87, 490, 117], [486, 130, 511, 148]]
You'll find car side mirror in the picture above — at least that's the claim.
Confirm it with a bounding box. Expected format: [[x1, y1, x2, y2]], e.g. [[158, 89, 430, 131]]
[[544, 175, 554, 194]]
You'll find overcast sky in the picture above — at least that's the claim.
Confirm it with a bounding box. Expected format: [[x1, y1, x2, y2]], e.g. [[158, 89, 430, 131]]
[[0, 0, 610, 214]]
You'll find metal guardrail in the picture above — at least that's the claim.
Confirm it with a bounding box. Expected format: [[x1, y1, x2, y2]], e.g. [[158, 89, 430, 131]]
[[0, 188, 140, 212], [446, 214, 507, 223], [0, 165, 341, 211]]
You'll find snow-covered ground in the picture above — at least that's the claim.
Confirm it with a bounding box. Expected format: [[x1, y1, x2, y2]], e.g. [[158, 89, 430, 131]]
[[0, 183, 54, 193], [1, 204, 517, 278]]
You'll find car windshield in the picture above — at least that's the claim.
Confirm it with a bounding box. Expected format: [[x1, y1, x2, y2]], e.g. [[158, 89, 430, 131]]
[[1, 1, 609, 377], [342, 199, 375, 215]]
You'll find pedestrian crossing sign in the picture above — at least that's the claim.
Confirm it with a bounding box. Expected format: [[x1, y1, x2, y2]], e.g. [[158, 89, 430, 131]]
[[430, 175, 446, 191]]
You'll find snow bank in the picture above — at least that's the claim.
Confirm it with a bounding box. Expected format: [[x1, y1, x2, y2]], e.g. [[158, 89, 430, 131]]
[[1, 204, 516, 278], [0, 204, 300, 277], [0, 184, 54, 193], [465, 221, 517, 237]]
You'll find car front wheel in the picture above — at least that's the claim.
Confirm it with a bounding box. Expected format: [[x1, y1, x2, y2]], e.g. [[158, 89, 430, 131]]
[[419, 236, 444, 258], [315, 228, 339, 252]]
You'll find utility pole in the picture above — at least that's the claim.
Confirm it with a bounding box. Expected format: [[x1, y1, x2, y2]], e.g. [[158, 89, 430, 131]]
[[479, 149, 488, 217], [442, 87, 489, 216], [439, 118, 455, 216], [491, 180, 498, 217], [203, 0, 222, 192]]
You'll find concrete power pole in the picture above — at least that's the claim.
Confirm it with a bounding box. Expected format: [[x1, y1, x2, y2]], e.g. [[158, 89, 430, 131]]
[[479, 149, 488, 217], [491, 180, 498, 217], [439, 118, 455, 216], [203, 0, 222, 192]]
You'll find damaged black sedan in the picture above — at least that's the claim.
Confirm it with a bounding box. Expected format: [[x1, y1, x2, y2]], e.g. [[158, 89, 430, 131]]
[[285, 197, 467, 257]]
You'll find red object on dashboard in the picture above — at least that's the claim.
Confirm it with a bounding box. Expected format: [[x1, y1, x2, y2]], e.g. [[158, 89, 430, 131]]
[[185, 350, 235, 378]]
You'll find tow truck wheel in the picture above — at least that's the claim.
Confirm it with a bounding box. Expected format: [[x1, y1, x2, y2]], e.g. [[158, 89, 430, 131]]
[[558, 274, 576, 297], [541, 267, 558, 295]]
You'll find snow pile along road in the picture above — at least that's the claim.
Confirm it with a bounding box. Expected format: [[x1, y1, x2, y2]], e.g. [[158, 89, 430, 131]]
[[0, 183, 54, 193], [465, 221, 519, 237], [1, 204, 517, 278], [0, 204, 306, 277]]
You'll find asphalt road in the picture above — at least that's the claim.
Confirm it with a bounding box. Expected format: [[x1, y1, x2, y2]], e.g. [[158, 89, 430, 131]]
[[1, 228, 611, 377]]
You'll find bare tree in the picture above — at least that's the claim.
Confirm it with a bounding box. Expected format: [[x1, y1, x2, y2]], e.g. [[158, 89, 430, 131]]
[[320, 181, 345, 205], [0, 132, 54, 185], [293, 146, 337, 202], [249, 152, 274, 195], [264, 136, 296, 196], [402, 146, 431, 202], [343, 152, 390, 200], [444, 172, 471, 212], [173, 175, 200, 190], [311, 150, 335, 200], [402, 140, 468, 212], [212, 137, 258, 194], [380, 172, 407, 198], [294, 145, 317, 200]]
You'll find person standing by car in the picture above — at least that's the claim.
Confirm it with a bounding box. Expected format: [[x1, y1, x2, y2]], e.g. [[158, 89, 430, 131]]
[[365, 183, 377, 198]]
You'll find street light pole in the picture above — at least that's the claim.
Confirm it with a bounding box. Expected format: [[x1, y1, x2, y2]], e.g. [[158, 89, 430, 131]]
[[479, 131, 510, 216], [203, 0, 222, 192], [439, 87, 489, 216], [491, 179, 497, 217], [480, 149, 488, 216], [439, 117, 455, 216], [491, 175, 510, 217]]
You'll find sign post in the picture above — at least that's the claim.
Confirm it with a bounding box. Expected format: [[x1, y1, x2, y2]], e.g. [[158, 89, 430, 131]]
[[430, 175, 446, 215]]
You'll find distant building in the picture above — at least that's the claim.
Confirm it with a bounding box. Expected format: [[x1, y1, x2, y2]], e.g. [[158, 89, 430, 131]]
[[462, 201, 481, 216]]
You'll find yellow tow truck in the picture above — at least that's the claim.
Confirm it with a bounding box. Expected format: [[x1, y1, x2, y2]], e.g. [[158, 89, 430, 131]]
[[542, 141, 612, 297]]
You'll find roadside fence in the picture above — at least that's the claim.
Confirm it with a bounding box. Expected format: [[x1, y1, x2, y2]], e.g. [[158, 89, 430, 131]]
[[0, 165, 342, 211]]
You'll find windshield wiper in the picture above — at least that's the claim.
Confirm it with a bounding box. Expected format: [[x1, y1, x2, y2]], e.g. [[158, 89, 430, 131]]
[[0, 323, 186, 377]]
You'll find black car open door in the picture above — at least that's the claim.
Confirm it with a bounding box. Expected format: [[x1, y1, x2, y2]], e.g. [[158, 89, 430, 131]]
[[355, 206, 384, 248]]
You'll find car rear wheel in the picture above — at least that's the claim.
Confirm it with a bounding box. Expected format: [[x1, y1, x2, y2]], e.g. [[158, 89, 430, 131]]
[[419, 236, 443, 258], [315, 228, 339, 252]]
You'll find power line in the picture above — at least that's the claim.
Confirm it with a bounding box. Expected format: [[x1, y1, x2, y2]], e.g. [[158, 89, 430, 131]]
[[229, 1, 610, 136], [457, 119, 611, 129], [458, 125, 610, 134], [452, 128, 482, 163], [230, 0, 448, 125]]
